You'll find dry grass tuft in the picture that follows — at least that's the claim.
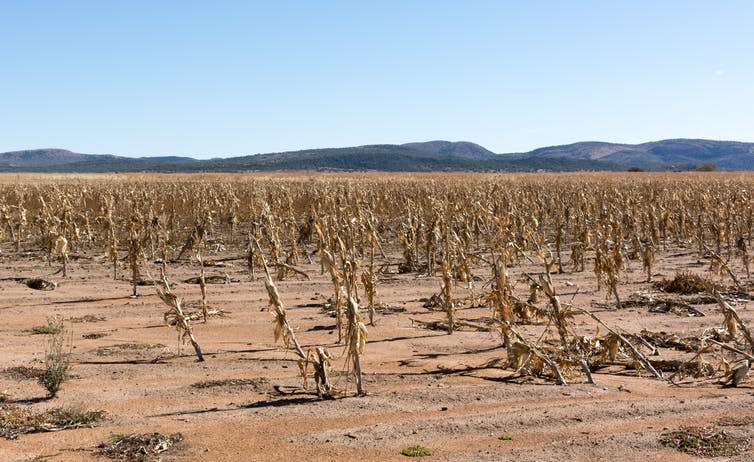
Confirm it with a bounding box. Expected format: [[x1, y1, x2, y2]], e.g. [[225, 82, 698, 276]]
[[191, 377, 268, 389], [0, 405, 105, 439], [654, 272, 719, 295]]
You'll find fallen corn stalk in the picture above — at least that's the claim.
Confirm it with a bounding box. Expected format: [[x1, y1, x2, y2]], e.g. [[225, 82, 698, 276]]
[[577, 308, 663, 380]]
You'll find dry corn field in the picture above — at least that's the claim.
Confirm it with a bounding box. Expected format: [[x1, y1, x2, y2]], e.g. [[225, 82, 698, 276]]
[[2, 172, 754, 461]]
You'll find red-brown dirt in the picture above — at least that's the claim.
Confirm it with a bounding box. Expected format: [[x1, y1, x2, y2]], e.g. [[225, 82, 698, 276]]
[[1, 227, 754, 461]]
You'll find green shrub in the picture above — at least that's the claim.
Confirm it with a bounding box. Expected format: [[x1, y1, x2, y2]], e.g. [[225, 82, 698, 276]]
[[37, 316, 71, 398]]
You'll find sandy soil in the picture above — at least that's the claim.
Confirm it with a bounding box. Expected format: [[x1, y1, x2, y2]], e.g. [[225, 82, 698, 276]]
[[1, 242, 753, 462]]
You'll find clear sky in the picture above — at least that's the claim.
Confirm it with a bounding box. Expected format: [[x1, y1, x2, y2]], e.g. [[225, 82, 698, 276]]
[[1, 1, 752, 158]]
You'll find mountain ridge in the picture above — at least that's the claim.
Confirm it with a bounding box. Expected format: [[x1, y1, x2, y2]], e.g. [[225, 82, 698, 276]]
[[2, 139, 753, 172]]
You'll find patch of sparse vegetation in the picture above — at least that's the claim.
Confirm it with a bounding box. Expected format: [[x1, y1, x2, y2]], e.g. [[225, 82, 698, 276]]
[[191, 377, 267, 389], [654, 272, 718, 295], [29, 325, 60, 335], [498, 434, 513, 440], [69, 314, 106, 323], [0, 405, 105, 439], [328, 369, 350, 377], [82, 332, 108, 339], [117, 343, 165, 350], [95, 343, 165, 356], [3, 366, 44, 380], [717, 416, 754, 427], [401, 445, 432, 457], [96, 432, 183, 461], [659, 425, 750, 457]]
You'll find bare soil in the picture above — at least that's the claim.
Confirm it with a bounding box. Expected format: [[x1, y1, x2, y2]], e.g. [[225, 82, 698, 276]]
[[1, 243, 754, 461]]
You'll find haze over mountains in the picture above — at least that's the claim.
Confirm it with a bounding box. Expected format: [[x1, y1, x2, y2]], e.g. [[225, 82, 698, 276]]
[[2, 139, 753, 173]]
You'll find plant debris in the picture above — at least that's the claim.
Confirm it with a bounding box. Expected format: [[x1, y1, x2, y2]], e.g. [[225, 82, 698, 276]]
[[191, 377, 269, 390], [659, 425, 750, 457], [95, 343, 165, 356], [69, 314, 106, 323], [654, 272, 719, 295], [0, 406, 105, 439], [97, 432, 183, 461], [718, 416, 754, 427], [183, 275, 230, 284], [82, 332, 109, 339], [640, 330, 702, 352], [648, 301, 705, 317], [2, 366, 44, 380]]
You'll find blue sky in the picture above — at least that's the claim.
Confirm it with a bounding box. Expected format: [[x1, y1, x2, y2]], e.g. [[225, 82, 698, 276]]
[[1, 1, 752, 158]]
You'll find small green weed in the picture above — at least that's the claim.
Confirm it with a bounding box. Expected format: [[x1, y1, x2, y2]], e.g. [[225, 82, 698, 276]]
[[498, 434, 513, 441], [401, 445, 432, 457], [30, 325, 60, 335]]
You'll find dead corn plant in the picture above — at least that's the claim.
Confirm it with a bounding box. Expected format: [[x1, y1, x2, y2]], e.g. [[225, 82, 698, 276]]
[[127, 219, 146, 297], [715, 292, 754, 355], [156, 276, 204, 362], [256, 240, 333, 397], [488, 252, 513, 347], [361, 228, 379, 326], [341, 257, 368, 395], [196, 252, 209, 323], [440, 260, 456, 334], [54, 234, 69, 277], [320, 246, 345, 343], [707, 246, 743, 291]]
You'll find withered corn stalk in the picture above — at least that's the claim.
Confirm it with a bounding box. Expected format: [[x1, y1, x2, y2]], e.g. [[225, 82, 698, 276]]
[[246, 229, 259, 281], [176, 220, 206, 261], [102, 196, 119, 280], [488, 253, 513, 347], [530, 257, 594, 384], [706, 245, 743, 291], [320, 247, 345, 343], [196, 252, 209, 323], [342, 258, 368, 396], [54, 234, 69, 277], [633, 235, 656, 283], [156, 277, 204, 362], [577, 308, 663, 379], [706, 339, 754, 386], [361, 228, 379, 326], [344, 295, 367, 395], [441, 260, 456, 334], [537, 270, 570, 350], [500, 320, 567, 385], [724, 358, 750, 387], [299, 347, 333, 397], [256, 240, 332, 397], [127, 220, 145, 297], [715, 291, 754, 355]]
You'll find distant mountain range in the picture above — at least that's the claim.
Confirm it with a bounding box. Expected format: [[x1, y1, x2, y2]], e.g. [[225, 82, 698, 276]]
[[2, 139, 753, 173]]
